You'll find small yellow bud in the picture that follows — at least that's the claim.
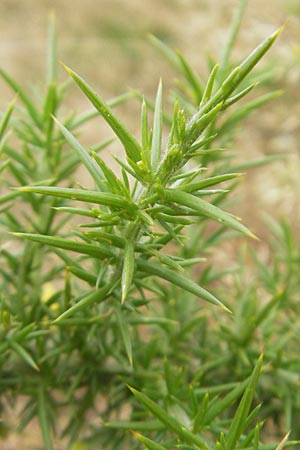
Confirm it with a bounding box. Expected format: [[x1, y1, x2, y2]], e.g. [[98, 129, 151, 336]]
[[41, 282, 56, 303]]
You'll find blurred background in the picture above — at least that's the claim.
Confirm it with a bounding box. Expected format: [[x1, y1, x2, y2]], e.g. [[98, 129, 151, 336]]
[[1, 0, 299, 95], [0, 0, 299, 448]]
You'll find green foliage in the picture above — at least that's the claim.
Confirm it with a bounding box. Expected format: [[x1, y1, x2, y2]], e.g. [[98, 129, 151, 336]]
[[0, 4, 299, 450]]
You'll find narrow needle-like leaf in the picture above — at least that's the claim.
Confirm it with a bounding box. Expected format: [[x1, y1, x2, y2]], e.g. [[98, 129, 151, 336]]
[[219, 0, 247, 74], [141, 97, 150, 160], [12, 233, 114, 259], [230, 25, 285, 93], [0, 68, 41, 128], [133, 432, 167, 450], [53, 283, 115, 322], [137, 258, 230, 312], [105, 420, 164, 432], [161, 188, 256, 238], [52, 117, 105, 190], [9, 340, 39, 372], [16, 186, 136, 212], [179, 173, 242, 193], [191, 25, 284, 124], [225, 354, 264, 450], [63, 65, 142, 162], [275, 432, 291, 450], [0, 97, 16, 140], [128, 386, 212, 450], [121, 240, 135, 304], [151, 79, 163, 170], [200, 64, 219, 107], [175, 49, 203, 102], [37, 386, 53, 450], [115, 305, 133, 366], [148, 34, 182, 70]]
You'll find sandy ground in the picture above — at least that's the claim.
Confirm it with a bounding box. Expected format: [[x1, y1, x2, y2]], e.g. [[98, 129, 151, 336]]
[[0, 0, 299, 448]]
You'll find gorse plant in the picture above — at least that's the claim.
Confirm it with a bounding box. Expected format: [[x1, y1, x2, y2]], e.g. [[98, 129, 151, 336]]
[[0, 3, 299, 450], [11, 24, 282, 313]]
